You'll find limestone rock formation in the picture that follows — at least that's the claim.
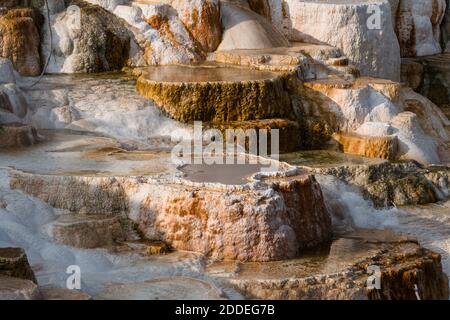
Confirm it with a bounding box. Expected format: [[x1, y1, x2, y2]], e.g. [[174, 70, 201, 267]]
[[333, 132, 399, 161], [210, 229, 449, 300], [205, 118, 302, 153], [300, 77, 450, 164], [113, 2, 203, 65], [274, 0, 401, 81], [395, 0, 446, 57], [136, 65, 294, 123], [0, 276, 41, 300], [0, 124, 39, 149], [312, 160, 449, 207], [0, 7, 42, 76], [49, 214, 126, 248], [10, 167, 333, 262], [0, 247, 37, 283], [41, 0, 142, 73], [0, 58, 31, 131], [171, 0, 222, 52], [209, 42, 355, 77]]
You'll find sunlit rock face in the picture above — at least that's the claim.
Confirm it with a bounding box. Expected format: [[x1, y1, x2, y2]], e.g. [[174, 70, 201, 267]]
[[395, 0, 446, 57], [217, 0, 289, 51], [10, 168, 333, 262], [41, 0, 142, 73], [266, 0, 401, 81], [113, 2, 204, 65], [332, 132, 399, 161], [300, 77, 450, 164], [171, 0, 222, 52], [0, 7, 42, 76]]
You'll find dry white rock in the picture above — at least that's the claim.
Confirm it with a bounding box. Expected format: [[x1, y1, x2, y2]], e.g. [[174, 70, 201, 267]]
[[114, 2, 203, 65], [217, 1, 289, 51], [271, 0, 401, 81]]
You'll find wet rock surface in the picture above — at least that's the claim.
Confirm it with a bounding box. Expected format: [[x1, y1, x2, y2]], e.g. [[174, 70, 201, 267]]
[[97, 276, 224, 300], [309, 160, 449, 207], [1, 1, 450, 299], [9, 166, 333, 262], [40, 287, 92, 300], [208, 229, 449, 300], [136, 64, 294, 123]]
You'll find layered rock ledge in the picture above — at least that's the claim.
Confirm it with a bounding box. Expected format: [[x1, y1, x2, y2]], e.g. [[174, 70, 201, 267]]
[[270, 0, 401, 81], [0, 247, 36, 283], [9, 164, 332, 262], [207, 229, 449, 300], [0, 124, 39, 149], [136, 64, 295, 122]]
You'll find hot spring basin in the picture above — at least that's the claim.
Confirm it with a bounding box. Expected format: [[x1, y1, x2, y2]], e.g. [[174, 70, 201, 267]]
[[0, 130, 173, 177], [136, 64, 294, 122], [137, 64, 281, 83]]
